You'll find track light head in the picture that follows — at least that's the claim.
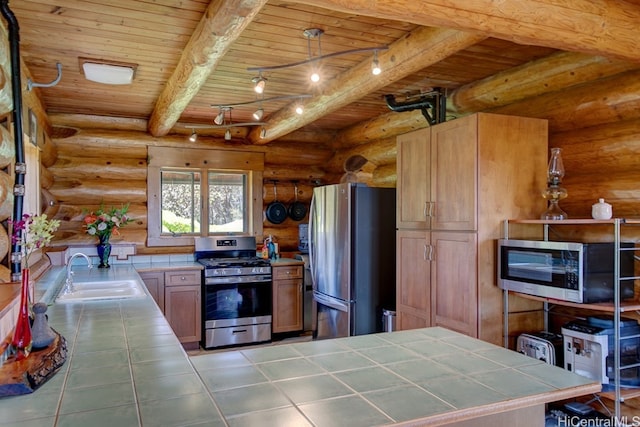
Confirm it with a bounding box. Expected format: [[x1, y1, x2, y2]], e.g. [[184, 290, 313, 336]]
[[295, 104, 304, 115], [371, 51, 381, 75], [253, 108, 264, 121], [310, 72, 320, 83], [214, 110, 225, 125], [224, 129, 232, 140], [252, 75, 267, 94], [189, 130, 197, 142]]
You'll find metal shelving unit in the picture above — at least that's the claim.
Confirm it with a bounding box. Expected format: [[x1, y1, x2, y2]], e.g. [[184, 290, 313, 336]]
[[502, 218, 640, 419]]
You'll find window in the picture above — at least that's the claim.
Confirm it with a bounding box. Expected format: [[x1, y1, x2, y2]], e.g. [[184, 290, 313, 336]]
[[147, 147, 264, 247]]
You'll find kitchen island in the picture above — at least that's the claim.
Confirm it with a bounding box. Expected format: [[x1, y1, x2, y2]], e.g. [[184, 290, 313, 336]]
[[0, 265, 599, 426]]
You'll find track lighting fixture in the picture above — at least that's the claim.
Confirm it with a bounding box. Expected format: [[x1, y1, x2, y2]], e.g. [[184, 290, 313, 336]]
[[189, 129, 197, 142], [214, 109, 225, 125], [304, 28, 323, 83], [253, 107, 264, 121], [371, 50, 381, 75], [247, 29, 387, 89], [252, 74, 267, 94], [260, 127, 267, 138], [224, 129, 231, 141], [295, 103, 304, 115]]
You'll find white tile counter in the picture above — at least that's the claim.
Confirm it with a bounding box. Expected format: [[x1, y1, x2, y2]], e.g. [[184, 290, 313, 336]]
[[0, 265, 600, 426]]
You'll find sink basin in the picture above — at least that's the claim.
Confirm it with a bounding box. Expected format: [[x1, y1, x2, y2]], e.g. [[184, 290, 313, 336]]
[[56, 279, 146, 302]]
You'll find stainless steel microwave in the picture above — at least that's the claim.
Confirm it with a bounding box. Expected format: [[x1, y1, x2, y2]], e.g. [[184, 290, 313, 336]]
[[497, 239, 635, 304]]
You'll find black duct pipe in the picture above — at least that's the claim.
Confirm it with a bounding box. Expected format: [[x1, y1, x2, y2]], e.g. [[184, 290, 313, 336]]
[[1, 0, 26, 280], [384, 88, 446, 125]]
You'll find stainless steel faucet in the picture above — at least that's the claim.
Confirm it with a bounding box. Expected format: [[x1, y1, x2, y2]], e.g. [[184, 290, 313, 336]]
[[63, 253, 92, 294]]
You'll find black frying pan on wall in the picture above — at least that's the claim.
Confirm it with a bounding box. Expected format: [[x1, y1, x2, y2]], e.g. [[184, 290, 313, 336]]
[[288, 182, 307, 221], [265, 181, 287, 224]]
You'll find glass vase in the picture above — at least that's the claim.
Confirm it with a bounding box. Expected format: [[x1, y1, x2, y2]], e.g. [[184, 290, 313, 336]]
[[11, 268, 32, 360], [97, 234, 112, 268]]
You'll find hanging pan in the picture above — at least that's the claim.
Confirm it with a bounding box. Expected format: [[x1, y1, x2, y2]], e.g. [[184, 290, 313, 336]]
[[265, 181, 287, 224], [288, 182, 307, 221]]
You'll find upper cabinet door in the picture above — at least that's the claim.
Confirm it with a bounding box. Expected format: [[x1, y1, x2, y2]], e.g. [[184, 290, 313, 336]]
[[397, 127, 431, 229], [430, 115, 478, 231]]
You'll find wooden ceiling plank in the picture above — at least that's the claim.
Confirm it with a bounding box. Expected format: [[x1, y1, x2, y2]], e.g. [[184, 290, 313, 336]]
[[148, 0, 269, 137], [290, 0, 640, 63]]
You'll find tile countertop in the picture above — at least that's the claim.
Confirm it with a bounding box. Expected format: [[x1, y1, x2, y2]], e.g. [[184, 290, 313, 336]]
[[0, 266, 599, 427]]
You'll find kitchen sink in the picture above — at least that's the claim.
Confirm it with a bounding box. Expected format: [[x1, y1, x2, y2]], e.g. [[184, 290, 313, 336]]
[[56, 279, 146, 303]]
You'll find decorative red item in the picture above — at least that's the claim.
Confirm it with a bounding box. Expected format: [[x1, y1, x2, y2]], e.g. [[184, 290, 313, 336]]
[[11, 268, 32, 361]]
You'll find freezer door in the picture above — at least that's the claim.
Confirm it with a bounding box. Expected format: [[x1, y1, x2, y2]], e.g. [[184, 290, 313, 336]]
[[313, 291, 352, 340], [309, 183, 352, 301]]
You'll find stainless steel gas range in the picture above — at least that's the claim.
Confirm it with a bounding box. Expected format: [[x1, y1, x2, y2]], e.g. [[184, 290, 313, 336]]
[[195, 236, 272, 349]]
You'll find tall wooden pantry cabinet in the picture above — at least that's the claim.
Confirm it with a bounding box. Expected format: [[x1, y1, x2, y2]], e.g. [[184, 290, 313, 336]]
[[395, 112, 548, 345]]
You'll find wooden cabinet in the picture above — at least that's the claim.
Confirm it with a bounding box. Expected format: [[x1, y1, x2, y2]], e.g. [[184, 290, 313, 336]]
[[164, 270, 201, 345], [271, 262, 303, 333], [139, 271, 164, 311], [396, 230, 431, 330], [139, 269, 202, 347], [396, 113, 548, 344], [397, 128, 431, 229]]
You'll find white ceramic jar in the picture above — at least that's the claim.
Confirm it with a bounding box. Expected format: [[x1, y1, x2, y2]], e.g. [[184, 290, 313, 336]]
[[592, 198, 612, 220]]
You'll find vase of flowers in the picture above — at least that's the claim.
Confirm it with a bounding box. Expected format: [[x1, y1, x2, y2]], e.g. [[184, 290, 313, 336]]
[[8, 213, 60, 360], [83, 204, 131, 268]]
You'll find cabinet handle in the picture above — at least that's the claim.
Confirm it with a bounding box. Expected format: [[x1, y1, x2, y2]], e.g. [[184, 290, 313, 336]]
[[426, 245, 434, 261], [181, 276, 186, 280], [427, 202, 434, 218], [423, 244, 427, 260]]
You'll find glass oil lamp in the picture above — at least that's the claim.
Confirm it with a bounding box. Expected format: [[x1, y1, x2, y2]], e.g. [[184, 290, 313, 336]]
[[541, 147, 568, 220]]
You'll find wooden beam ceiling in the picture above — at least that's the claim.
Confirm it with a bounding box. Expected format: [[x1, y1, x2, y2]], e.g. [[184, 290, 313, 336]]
[[291, 0, 640, 63], [147, 0, 268, 137]]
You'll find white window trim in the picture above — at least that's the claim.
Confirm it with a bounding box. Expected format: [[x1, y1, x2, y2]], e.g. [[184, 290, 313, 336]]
[[147, 146, 264, 247]]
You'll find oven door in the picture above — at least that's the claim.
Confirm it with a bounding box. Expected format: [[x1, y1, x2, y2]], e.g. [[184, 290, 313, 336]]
[[203, 275, 272, 328]]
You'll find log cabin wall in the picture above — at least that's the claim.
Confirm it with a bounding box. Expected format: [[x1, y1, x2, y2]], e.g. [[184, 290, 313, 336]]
[[45, 128, 339, 255]]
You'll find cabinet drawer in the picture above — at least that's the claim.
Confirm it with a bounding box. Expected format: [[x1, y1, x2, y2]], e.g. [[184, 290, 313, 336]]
[[272, 265, 303, 280], [165, 270, 201, 286]]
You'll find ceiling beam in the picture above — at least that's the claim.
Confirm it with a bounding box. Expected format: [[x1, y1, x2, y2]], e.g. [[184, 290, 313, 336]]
[[331, 50, 640, 149], [147, 0, 267, 137], [450, 52, 639, 115], [248, 26, 486, 144], [291, 0, 640, 63]]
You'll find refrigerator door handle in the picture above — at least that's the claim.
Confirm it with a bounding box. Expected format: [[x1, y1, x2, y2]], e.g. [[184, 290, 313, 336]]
[[308, 194, 316, 292], [314, 291, 349, 312]]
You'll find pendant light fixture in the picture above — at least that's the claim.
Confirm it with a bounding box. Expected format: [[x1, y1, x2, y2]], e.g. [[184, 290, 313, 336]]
[[371, 50, 381, 76], [252, 95, 265, 121], [189, 129, 197, 142], [304, 28, 323, 83]]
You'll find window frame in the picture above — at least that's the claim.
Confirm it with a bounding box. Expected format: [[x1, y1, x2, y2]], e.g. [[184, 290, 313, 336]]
[[147, 146, 264, 247]]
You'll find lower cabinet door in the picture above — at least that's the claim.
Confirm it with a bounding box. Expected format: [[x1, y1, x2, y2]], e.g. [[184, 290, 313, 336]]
[[165, 285, 201, 343]]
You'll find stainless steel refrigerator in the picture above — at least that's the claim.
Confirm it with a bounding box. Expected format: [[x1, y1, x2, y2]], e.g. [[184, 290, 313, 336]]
[[309, 183, 396, 339]]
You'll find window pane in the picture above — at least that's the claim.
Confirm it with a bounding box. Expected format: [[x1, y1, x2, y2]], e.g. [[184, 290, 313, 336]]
[[208, 172, 246, 233], [161, 170, 201, 234]]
